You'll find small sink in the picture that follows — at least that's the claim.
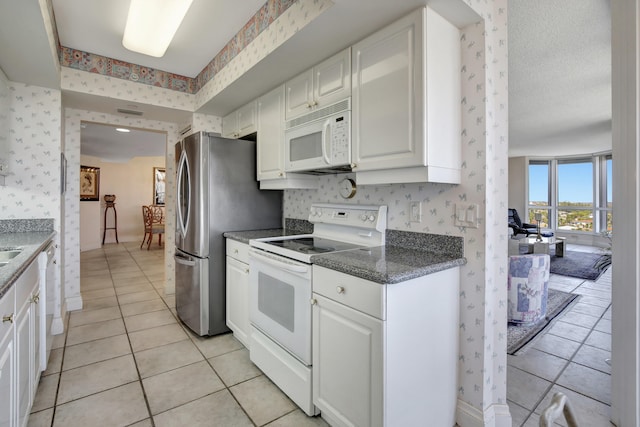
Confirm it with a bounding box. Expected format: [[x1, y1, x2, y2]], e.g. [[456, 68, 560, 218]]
[[0, 249, 22, 262]]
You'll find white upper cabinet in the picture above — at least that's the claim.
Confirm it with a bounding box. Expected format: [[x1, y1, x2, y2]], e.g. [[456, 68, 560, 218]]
[[222, 101, 257, 139], [351, 7, 461, 184], [257, 86, 285, 181], [257, 85, 319, 189], [285, 48, 351, 120]]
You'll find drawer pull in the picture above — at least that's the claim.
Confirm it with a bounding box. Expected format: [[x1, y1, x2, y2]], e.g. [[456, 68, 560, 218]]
[[2, 314, 13, 324], [310, 298, 317, 306], [336, 286, 345, 294], [245, 268, 249, 274], [234, 249, 239, 254], [31, 292, 40, 304]]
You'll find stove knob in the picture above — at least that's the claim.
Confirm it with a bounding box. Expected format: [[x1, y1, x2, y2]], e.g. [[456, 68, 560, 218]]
[[360, 214, 367, 221], [368, 215, 376, 222]]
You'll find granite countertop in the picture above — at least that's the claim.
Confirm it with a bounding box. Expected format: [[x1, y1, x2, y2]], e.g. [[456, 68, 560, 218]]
[[311, 245, 466, 284], [225, 224, 466, 285], [0, 231, 56, 299]]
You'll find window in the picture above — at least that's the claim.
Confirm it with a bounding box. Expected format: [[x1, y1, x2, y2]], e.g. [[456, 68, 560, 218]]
[[527, 155, 612, 235]]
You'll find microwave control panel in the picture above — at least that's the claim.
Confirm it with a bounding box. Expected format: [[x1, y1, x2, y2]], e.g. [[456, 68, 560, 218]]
[[330, 115, 350, 163]]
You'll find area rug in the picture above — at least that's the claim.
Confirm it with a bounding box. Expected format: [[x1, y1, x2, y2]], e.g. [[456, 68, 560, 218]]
[[549, 250, 610, 281], [507, 288, 580, 355]]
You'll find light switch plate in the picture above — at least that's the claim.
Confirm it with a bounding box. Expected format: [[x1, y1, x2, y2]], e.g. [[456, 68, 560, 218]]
[[454, 203, 479, 228]]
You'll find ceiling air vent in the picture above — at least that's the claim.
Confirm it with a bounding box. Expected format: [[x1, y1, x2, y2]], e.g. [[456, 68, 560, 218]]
[[179, 125, 192, 136], [116, 108, 143, 116]]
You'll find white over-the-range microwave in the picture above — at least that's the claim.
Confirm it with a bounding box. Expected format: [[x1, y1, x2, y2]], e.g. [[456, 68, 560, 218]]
[[284, 99, 351, 174]]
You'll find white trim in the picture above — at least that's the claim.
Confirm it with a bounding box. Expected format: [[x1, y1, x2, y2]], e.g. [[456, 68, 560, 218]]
[[65, 295, 83, 312], [456, 399, 512, 427], [611, 0, 640, 425]]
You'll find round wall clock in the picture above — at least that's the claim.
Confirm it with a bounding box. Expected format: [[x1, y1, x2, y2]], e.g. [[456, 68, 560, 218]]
[[339, 178, 357, 199]]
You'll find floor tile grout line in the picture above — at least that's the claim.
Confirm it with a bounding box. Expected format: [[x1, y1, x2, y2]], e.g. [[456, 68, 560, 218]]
[[106, 245, 157, 427]]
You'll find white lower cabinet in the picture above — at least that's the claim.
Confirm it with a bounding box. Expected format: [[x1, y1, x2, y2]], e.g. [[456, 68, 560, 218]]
[[312, 265, 460, 427], [225, 239, 251, 348], [0, 286, 16, 427], [313, 293, 383, 427], [0, 259, 42, 427]]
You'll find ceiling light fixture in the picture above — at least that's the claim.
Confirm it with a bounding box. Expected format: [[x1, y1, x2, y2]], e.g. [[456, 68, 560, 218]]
[[116, 128, 131, 133], [122, 0, 194, 58]]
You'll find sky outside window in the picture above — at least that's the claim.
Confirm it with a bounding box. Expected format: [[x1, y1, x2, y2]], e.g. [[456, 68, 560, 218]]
[[558, 161, 593, 204], [529, 163, 549, 204]]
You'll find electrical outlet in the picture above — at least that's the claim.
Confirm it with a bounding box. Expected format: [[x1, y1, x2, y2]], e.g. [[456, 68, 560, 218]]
[[409, 201, 422, 223]]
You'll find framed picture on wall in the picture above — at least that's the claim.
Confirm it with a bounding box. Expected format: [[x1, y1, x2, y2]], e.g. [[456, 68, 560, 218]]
[[80, 165, 100, 201], [153, 167, 166, 205]]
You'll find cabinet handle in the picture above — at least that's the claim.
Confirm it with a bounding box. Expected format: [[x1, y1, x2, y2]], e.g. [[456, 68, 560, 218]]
[[31, 292, 40, 304], [2, 314, 13, 324], [245, 268, 249, 274], [350, 163, 357, 169], [306, 103, 313, 109], [310, 298, 317, 306], [311, 100, 318, 107], [336, 286, 345, 294], [278, 171, 284, 177], [234, 249, 239, 254]]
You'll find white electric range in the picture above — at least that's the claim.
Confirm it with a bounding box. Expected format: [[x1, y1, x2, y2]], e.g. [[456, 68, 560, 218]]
[[248, 203, 387, 416]]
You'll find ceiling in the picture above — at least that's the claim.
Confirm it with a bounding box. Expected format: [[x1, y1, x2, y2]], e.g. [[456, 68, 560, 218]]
[[0, 0, 612, 161], [81, 122, 167, 163]]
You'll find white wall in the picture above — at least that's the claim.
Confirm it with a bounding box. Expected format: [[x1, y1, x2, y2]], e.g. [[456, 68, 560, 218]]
[[79, 154, 166, 248], [508, 157, 527, 215]]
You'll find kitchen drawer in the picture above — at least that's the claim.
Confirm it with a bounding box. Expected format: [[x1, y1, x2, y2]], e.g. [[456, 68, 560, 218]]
[[313, 266, 386, 320], [0, 286, 15, 339], [14, 261, 38, 306], [226, 239, 250, 264]]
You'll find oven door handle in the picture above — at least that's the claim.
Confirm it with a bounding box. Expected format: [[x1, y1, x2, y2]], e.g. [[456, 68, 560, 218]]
[[249, 249, 309, 274]]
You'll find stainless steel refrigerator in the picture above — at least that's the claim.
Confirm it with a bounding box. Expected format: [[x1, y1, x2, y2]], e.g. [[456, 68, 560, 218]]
[[174, 131, 282, 336]]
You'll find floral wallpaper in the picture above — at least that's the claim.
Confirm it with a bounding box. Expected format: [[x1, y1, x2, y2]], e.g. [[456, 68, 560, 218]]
[[0, 82, 63, 326]]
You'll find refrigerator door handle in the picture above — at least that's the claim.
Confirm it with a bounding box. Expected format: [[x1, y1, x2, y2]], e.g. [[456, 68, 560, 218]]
[[174, 253, 196, 267]]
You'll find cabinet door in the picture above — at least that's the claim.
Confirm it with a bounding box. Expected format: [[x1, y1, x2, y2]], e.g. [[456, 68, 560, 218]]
[[352, 9, 425, 172], [226, 256, 250, 348], [0, 287, 15, 427], [313, 48, 351, 109], [221, 111, 238, 138], [285, 70, 313, 120], [312, 294, 383, 427], [257, 86, 285, 180], [15, 296, 32, 427], [236, 101, 257, 138], [32, 285, 41, 394]]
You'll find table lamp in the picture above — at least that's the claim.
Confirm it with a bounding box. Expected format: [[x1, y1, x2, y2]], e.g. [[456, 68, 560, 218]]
[[534, 212, 543, 242]]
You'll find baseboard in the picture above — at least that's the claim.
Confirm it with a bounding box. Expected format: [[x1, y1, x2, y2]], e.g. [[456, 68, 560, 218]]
[[51, 299, 67, 335], [66, 294, 83, 312], [457, 399, 512, 427]]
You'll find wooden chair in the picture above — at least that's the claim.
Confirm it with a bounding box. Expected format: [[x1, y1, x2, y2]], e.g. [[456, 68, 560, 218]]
[[141, 205, 165, 250]]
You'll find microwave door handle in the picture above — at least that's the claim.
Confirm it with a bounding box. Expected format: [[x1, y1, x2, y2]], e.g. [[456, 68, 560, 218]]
[[322, 119, 331, 165]]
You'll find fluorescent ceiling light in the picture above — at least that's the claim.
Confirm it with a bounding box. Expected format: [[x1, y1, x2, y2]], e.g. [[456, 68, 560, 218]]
[[123, 0, 194, 58], [116, 128, 131, 133]]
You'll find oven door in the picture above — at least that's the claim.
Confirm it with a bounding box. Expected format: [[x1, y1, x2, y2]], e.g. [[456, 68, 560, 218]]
[[249, 248, 312, 365]]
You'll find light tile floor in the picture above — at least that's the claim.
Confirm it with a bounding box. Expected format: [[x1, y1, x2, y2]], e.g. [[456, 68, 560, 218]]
[[507, 244, 613, 427], [29, 242, 612, 427], [28, 242, 328, 427]]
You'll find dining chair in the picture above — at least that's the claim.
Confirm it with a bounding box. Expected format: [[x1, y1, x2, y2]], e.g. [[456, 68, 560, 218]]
[[141, 205, 165, 250]]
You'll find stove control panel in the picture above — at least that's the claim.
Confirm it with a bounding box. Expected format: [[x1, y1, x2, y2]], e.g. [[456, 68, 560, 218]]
[[309, 203, 387, 232]]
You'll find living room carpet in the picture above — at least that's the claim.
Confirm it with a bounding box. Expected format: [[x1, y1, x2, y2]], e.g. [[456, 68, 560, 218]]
[[507, 288, 580, 355], [549, 250, 610, 281]]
